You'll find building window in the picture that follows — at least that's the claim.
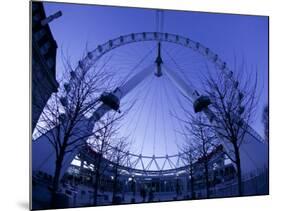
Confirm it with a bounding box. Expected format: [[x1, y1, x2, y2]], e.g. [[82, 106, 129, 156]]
[[46, 58, 55, 68], [40, 42, 51, 55], [32, 3, 39, 11], [34, 29, 46, 41], [33, 13, 41, 22]]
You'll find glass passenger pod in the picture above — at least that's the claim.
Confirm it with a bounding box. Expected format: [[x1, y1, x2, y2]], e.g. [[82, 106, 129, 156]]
[[193, 95, 211, 113], [100, 92, 120, 111]]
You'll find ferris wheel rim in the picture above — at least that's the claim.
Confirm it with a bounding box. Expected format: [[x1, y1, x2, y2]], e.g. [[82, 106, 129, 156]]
[[69, 31, 239, 172], [75, 32, 234, 82]]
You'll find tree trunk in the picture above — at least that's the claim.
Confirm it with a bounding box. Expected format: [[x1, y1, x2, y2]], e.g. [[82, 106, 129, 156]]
[[190, 166, 195, 199], [93, 170, 100, 206], [190, 175, 195, 199], [234, 144, 243, 196], [112, 178, 118, 204], [93, 154, 102, 206], [112, 166, 118, 204], [204, 160, 210, 198], [112, 180, 117, 204], [51, 153, 64, 208]]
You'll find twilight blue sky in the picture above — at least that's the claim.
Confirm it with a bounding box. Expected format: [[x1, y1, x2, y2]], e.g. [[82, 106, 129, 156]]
[[43, 2, 268, 161]]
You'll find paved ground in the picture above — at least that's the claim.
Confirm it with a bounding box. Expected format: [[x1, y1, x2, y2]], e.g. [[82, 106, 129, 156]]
[[32, 183, 184, 209]]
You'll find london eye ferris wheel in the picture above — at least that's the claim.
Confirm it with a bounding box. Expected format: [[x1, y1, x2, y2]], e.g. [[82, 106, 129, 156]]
[[32, 7, 267, 180], [61, 11, 256, 177]]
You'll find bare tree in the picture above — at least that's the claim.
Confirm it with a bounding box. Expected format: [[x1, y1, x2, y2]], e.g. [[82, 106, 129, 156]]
[[199, 63, 259, 196], [33, 53, 120, 208], [110, 137, 130, 204], [174, 100, 216, 199], [86, 112, 126, 206], [180, 143, 197, 199], [186, 114, 217, 198]]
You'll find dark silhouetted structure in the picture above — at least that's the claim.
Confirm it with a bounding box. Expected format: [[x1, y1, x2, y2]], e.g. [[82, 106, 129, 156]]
[[31, 1, 60, 132]]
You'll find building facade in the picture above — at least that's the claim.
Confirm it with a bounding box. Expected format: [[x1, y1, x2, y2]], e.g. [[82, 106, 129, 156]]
[[31, 2, 59, 132]]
